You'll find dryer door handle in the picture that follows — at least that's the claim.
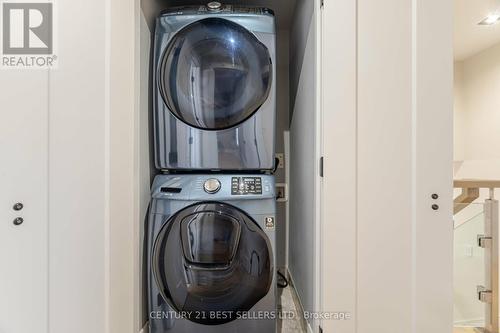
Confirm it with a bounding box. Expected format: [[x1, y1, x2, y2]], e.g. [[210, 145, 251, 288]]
[[184, 261, 232, 271]]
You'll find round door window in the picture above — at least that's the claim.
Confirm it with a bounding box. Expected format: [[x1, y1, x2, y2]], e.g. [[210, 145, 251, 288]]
[[152, 202, 273, 325], [158, 18, 273, 130]]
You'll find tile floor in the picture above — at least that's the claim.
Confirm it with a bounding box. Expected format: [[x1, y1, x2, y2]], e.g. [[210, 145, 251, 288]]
[[278, 276, 309, 333], [279, 287, 484, 333]]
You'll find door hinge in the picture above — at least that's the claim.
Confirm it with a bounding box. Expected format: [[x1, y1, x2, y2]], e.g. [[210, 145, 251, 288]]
[[478, 234, 492, 248], [477, 285, 493, 303], [321, 0, 324, 8], [319, 157, 324, 177]]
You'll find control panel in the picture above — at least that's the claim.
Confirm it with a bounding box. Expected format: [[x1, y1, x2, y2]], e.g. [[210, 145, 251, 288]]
[[231, 177, 262, 195], [174, 4, 271, 15]]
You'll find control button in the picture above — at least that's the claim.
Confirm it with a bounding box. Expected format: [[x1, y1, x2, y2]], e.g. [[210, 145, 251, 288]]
[[204, 178, 221, 194], [207, 1, 222, 10]]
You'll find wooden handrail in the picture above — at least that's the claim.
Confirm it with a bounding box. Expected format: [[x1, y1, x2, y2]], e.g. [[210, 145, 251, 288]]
[[454, 179, 500, 215], [454, 179, 500, 189]]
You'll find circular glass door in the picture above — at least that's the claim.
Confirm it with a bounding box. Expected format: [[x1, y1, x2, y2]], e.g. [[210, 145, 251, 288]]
[[152, 202, 273, 325], [158, 18, 273, 130]]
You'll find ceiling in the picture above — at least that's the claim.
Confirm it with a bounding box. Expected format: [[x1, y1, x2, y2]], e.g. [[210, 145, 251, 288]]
[[455, 0, 500, 61]]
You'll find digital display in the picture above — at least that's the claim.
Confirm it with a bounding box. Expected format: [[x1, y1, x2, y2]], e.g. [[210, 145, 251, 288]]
[[231, 177, 262, 195]]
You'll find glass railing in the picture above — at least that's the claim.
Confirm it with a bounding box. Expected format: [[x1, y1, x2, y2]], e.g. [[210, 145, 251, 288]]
[[454, 202, 486, 331]]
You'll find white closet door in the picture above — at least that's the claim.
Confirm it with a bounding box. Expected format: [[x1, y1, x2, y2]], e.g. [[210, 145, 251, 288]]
[[0, 70, 49, 333], [321, 0, 453, 332]]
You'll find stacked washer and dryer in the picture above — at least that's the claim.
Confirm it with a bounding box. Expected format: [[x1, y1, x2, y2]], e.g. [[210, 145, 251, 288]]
[[147, 2, 278, 333]]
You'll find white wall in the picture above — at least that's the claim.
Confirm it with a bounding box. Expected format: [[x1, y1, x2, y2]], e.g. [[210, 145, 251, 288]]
[[455, 43, 500, 161], [289, 0, 319, 331], [289, 0, 314, 112], [274, 28, 291, 269], [454, 62, 466, 161]]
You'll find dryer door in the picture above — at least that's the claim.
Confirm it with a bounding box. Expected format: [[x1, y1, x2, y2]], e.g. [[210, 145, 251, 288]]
[[158, 18, 272, 130], [152, 202, 273, 325]]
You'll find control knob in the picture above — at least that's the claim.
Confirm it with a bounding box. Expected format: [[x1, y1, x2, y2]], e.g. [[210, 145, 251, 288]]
[[204, 178, 221, 194], [207, 2, 222, 11]]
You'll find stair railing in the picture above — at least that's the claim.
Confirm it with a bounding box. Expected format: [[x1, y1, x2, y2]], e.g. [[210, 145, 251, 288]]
[[455, 179, 500, 333]]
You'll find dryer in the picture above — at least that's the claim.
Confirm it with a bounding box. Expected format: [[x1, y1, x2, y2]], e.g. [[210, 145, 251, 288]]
[[153, 3, 276, 171], [147, 174, 277, 333]]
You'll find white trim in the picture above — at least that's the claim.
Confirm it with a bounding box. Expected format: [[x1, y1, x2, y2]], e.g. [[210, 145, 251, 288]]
[[104, 0, 111, 330], [133, 0, 143, 331], [410, 0, 417, 332], [138, 322, 149, 333], [284, 130, 290, 269], [106, 0, 138, 332], [307, 322, 315, 333], [313, 0, 323, 332]]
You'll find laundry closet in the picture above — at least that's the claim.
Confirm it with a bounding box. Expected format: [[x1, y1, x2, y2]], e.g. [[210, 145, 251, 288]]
[[137, 1, 320, 332]]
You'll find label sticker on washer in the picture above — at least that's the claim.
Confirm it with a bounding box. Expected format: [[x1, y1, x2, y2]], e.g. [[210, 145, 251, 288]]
[[265, 217, 275, 229]]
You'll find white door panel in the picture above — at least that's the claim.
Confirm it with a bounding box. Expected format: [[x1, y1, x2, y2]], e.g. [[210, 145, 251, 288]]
[[320, 0, 357, 332], [414, 0, 454, 331], [321, 0, 453, 332], [0, 70, 48, 333]]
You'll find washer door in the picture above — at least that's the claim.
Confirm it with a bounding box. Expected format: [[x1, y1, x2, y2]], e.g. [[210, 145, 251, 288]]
[[158, 18, 273, 130], [153, 202, 273, 325]]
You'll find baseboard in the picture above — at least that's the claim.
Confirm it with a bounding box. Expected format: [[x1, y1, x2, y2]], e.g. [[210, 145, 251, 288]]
[[139, 321, 149, 333]]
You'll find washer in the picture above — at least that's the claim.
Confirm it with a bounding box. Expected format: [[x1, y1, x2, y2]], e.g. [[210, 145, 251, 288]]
[[153, 3, 276, 171], [147, 174, 277, 333]]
